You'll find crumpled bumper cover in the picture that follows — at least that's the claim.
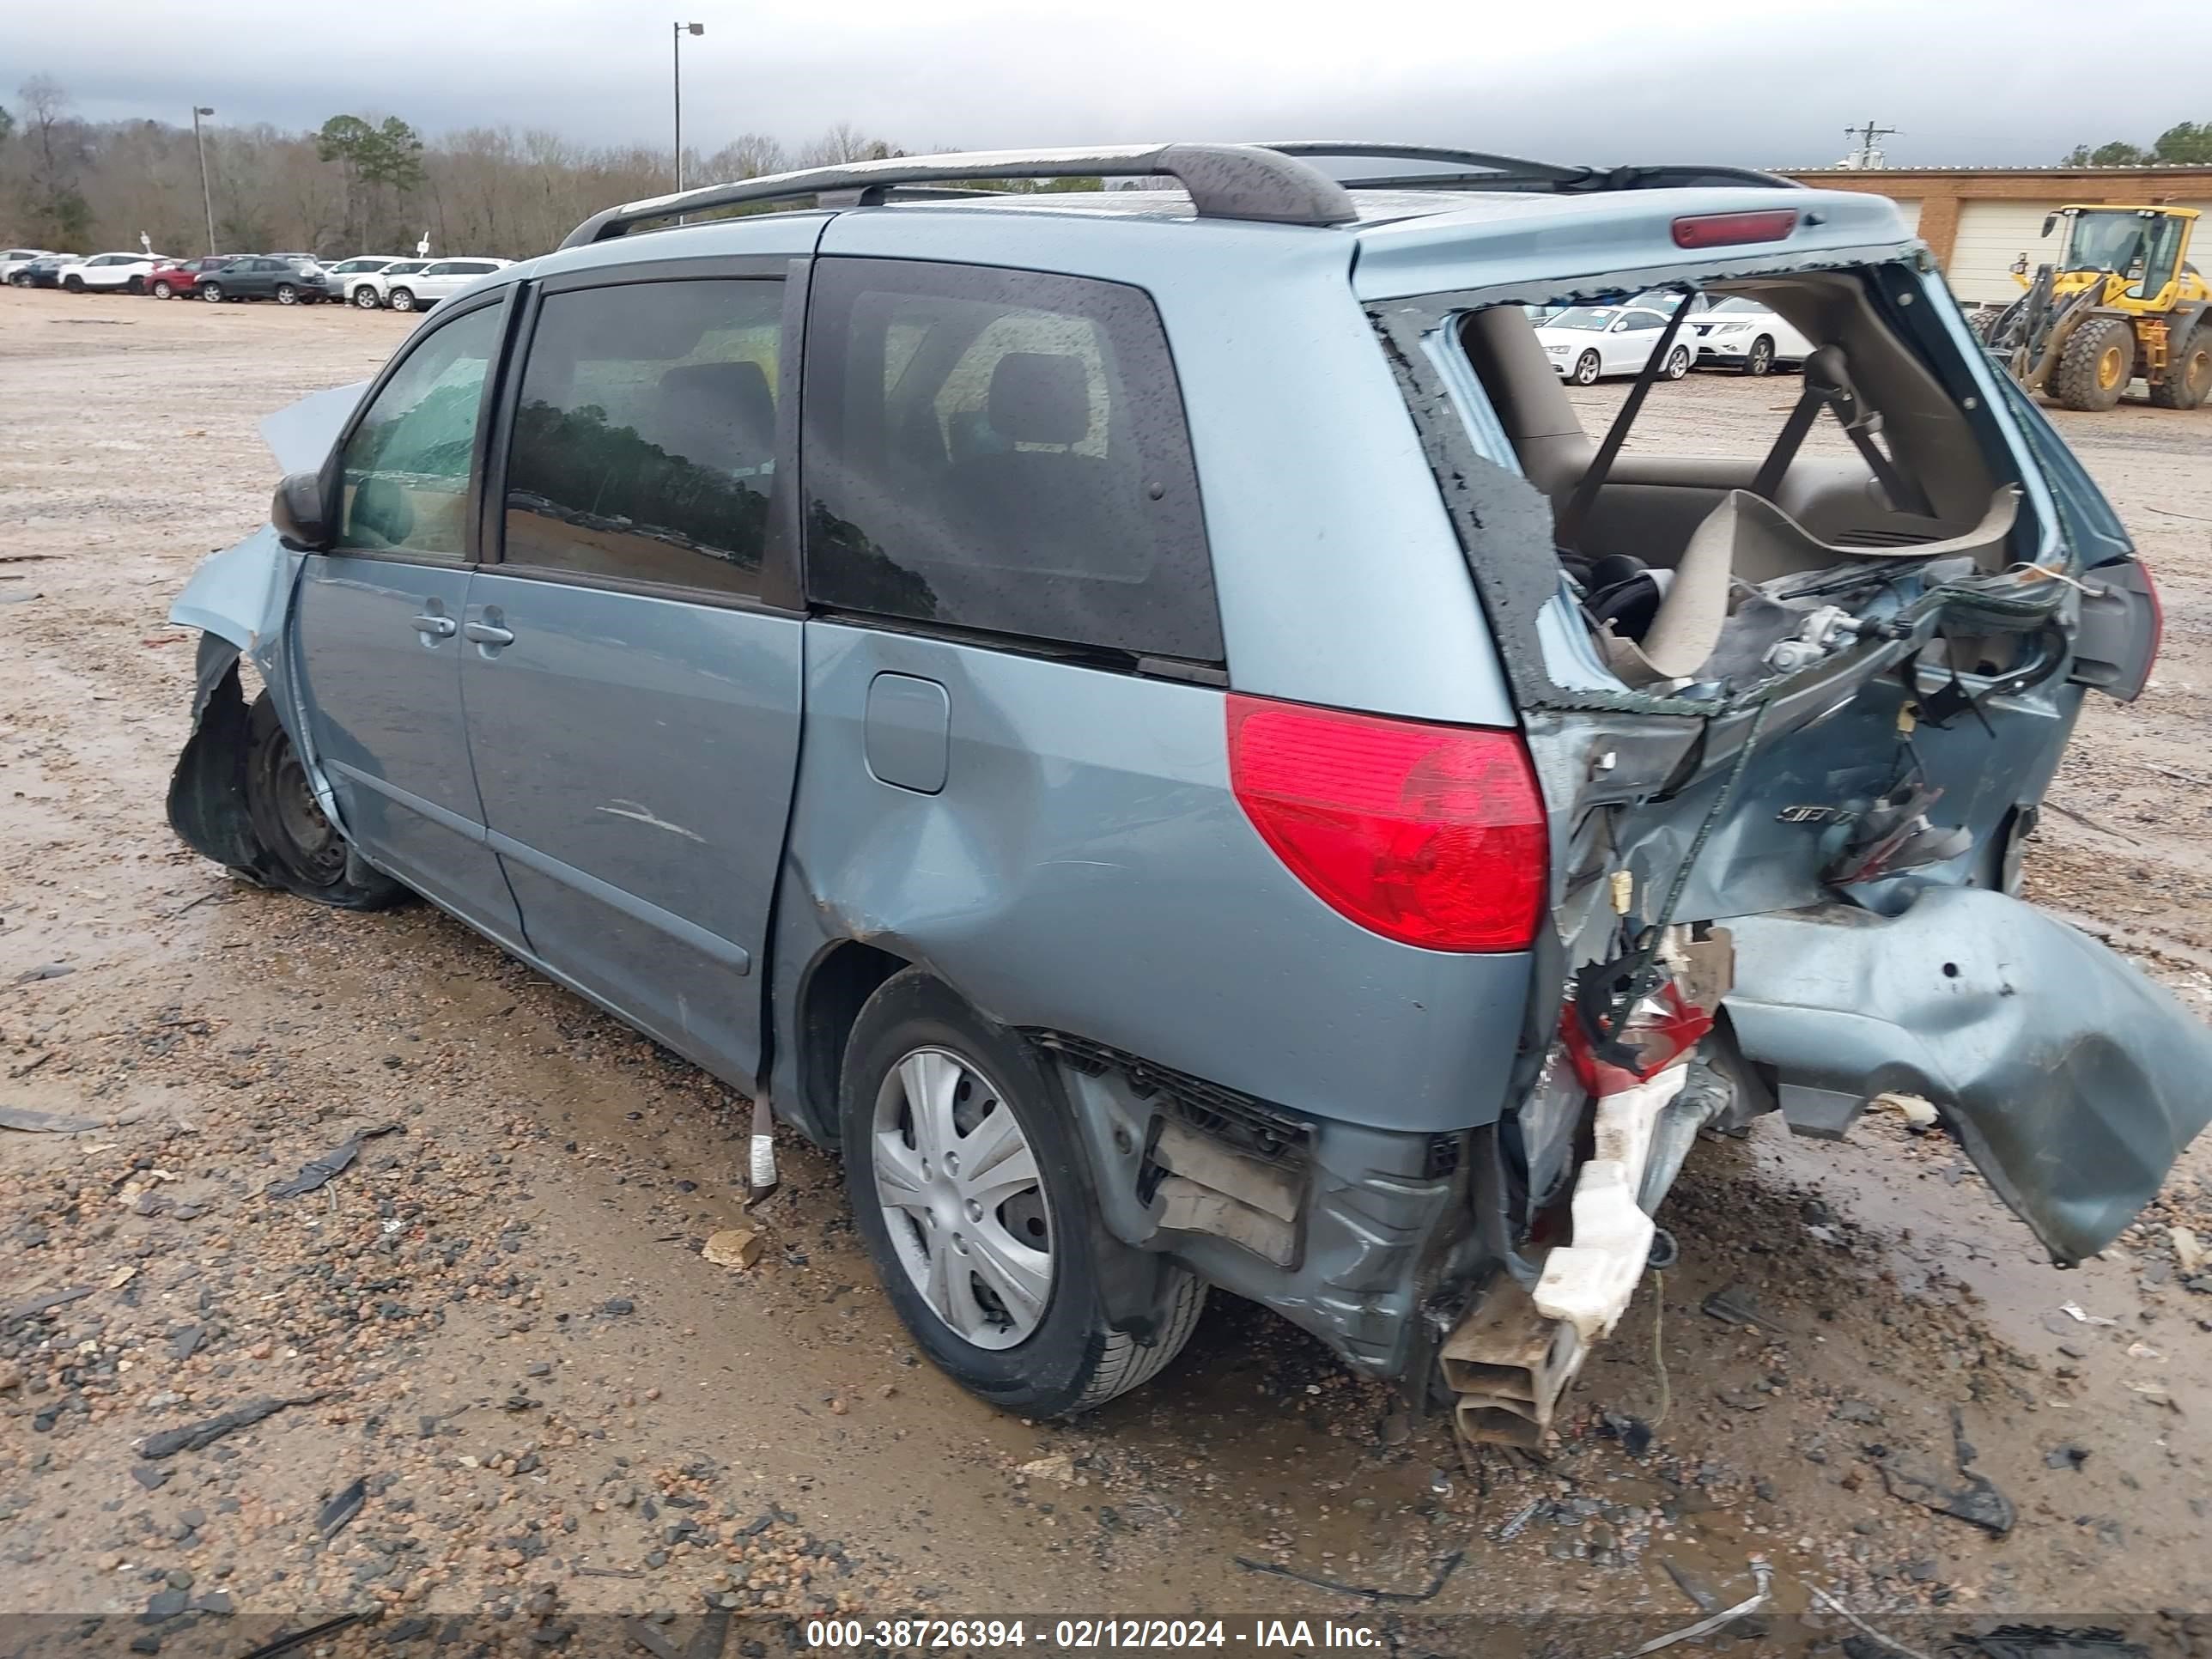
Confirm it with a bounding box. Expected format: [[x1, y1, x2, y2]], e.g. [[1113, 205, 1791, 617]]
[[1723, 882, 2212, 1265]]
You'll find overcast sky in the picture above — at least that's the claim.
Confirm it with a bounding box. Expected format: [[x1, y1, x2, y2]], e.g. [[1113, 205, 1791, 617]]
[[5, 0, 2197, 168]]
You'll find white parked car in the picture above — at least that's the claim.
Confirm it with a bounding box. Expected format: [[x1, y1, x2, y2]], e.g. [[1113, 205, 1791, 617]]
[[1, 247, 55, 283], [1689, 295, 1814, 375], [1534, 303, 1692, 385], [58, 252, 172, 295], [314, 256, 410, 307], [376, 257, 512, 313]]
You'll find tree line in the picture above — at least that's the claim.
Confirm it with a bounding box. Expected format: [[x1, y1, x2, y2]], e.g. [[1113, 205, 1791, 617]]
[[2058, 121, 2212, 167], [0, 75, 911, 259]]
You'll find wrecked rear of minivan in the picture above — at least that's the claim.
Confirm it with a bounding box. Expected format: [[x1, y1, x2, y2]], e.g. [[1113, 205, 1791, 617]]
[[1358, 191, 2211, 1446]]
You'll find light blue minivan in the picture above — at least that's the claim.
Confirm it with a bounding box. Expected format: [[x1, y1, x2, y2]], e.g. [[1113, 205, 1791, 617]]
[[167, 142, 2208, 1442]]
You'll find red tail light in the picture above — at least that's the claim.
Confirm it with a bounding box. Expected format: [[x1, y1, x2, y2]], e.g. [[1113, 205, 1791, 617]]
[[1225, 696, 1547, 952], [1670, 209, 1800, 249]]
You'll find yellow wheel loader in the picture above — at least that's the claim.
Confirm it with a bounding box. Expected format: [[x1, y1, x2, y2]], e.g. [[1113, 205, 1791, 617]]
[[1978, 204, 2211, 411]]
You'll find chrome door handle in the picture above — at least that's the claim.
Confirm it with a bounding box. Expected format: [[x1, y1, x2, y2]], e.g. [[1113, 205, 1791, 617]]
[[410, 613, 458, 638], [462, 620, 514, 646]]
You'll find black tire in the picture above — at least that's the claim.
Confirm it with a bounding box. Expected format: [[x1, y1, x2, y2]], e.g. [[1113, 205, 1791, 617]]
[[125, 275, 145, 295], [839, 969, 1206, 1417], [199, 281, 223, 303], [2051, 314, 2136, 411], [352, 285, 382, 310], [151, 280, 173, 300], [1663, 345, 1690, 380], [244, 690, 407, 909], [275, 283, 299, 305], [1740, 335, 1775, 375], [386, 286, 416, 313], [2148, 323, 2211, 410], [63, 274, 83, 293], [1571, 349, 1601, 386]]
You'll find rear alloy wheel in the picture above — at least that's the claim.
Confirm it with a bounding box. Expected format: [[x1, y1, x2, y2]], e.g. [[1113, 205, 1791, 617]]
[[353, 285, 382, 310], [2051, 314, 2136, 411], [1571, 350, 1602, 386], [1664, 345, 1691, 380], [840, 969, 1206, 1416], [243, 690, 406, 909], [1741, 335, 1776, 376], [151, 280, 173, 300], [199, 282, 223, 303], [275, 283, 299, 305], [386, 287, 416, 313], [2148, 325, 2212, 410]]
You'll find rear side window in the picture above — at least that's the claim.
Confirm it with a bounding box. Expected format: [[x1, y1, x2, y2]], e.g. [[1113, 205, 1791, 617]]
[[803, 258, 1220, 665], [501, 278, 783, 596]]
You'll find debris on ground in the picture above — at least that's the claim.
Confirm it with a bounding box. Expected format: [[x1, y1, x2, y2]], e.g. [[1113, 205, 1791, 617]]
[[1874, 1091, 1940, 1131], [702, 1228, 764, 1269], [1016, 1454, 1077, 1486], [1700, 1283, 1786, 1334], [316, 1476, 368, 1540], [2174, 1226, 2206, 1275], [0, 1105, 102, 1133], [1231, 1549, 1464, 1604], [138, 1395, 322, 1459], [2045, 1443, 2093, 1471], [1877, 1451, 2016, 1535], [1617, 1559, 1771, 1656], [264, 1123, 401, 1199], [2059, 1301, 2119, 1327]]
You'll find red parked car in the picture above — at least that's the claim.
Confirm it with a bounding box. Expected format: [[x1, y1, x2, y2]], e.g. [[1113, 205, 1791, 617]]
[[147, 257, 237, 300]]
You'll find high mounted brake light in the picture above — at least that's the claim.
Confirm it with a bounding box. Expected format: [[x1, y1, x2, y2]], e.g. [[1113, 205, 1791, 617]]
[[1670, 209, 1800, 249], [1226, 696, 1547, 953]]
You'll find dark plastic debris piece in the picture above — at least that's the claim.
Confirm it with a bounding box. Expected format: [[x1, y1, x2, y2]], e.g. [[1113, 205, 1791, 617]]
[[6, 1284, 95, 1322], [319, 1476, 368, 1540], [266, 1124, 401, 1199], [1877, 1451, 2015, 1535], [140, 1394, 321, 1459]]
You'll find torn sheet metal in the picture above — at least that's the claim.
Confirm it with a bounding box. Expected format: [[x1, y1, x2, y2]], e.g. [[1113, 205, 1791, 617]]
[[1724, 882, 2212, 1264]]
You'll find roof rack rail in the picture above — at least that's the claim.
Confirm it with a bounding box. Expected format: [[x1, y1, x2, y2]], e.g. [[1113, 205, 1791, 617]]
[[1255, 142, 1803, 195], [559, 143, 1358, 247]]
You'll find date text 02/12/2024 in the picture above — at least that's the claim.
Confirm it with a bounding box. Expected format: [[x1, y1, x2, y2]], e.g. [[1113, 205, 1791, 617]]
[[802, 1618, 1383, 1649]]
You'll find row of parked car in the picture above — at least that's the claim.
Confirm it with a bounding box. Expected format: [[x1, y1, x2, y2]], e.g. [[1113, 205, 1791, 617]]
[[1528, 292, 1814, 379], [0, 247, 511, 313]]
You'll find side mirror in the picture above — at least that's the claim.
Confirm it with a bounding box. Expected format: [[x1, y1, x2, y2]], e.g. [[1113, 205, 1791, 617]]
[[2040, 212, 2057, 239], [271, 470, 334, 551]]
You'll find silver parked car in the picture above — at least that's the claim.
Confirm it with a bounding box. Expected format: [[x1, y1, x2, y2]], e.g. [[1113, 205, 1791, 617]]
[[165, 143, 2205, 1441]]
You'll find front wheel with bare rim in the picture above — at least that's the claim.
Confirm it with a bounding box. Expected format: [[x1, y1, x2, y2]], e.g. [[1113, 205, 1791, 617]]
[[2051, 314, 2136, 411], [839, 969, 1206, 1416], [244, 690, 406, 909], [199, 281, 224, 303]]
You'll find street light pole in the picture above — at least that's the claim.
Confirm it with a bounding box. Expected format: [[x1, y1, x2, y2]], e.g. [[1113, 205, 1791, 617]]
[[672, 21, 703, 194], [191, 106, 218, 257]]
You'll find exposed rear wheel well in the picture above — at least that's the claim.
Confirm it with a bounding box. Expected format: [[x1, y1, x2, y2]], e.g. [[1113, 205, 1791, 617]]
[[798, 941, 909, 1144]]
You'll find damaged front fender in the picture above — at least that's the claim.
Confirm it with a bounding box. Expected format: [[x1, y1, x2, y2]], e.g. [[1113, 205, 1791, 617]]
[[1724, 882, 2212, 1264]]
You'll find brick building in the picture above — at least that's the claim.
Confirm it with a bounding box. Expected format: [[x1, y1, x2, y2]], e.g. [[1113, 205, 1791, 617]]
[[1780, 166, 2212, 303]]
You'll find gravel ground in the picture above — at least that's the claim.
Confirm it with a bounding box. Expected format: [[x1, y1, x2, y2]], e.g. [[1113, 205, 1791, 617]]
[[3, 287, 2212, 1656]]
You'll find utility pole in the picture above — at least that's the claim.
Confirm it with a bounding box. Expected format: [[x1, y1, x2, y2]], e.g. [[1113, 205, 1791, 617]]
[[191, 106, 218, 256], [1841, 118, 1900, 170], [672, 21, 704, 193]]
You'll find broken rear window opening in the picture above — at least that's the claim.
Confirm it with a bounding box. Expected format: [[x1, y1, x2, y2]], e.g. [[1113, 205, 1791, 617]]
[[1372, 251, 2097, 725]]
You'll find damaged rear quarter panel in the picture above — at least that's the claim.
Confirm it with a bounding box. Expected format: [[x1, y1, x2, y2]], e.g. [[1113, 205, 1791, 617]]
[[765, 622, 1536, 1141]]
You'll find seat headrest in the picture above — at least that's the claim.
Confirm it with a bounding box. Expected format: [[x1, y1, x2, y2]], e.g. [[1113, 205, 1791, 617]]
[[988, 352, 1089, 447], [659, 360, 777, 458]]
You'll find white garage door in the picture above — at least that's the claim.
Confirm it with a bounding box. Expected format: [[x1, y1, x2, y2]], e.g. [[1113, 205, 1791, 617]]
[[2177, 201, 2212, 270], [1887, 198, 1923, 236], [1949, 201, 2064, 303]]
